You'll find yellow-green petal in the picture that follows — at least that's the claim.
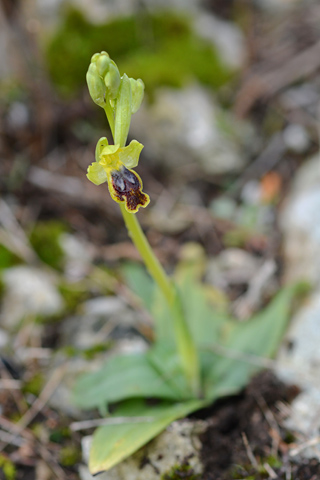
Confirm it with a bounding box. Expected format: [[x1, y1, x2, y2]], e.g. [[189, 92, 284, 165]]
[[119, 140, 144, 169], [87, 162, 108, 186], [100, 144, 120, 157], [95, 137, 109, 162]]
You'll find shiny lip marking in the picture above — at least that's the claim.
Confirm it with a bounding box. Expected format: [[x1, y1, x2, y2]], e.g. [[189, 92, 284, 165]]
[[111, 166, 149, 212]]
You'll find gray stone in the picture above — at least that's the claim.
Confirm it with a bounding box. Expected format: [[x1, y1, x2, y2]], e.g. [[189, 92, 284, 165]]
[[0, 328, 9, 349], [0, 266, 64, 329], [206, 248, 262, 289], [61, 296, 144, 349], [34, 0, 202, 26], [255, 0, 304, 11], [7, 102, 29, 129], [276, 292, 320, 459], [194, 13, 246, 69], [131, 86, 253, 175], [277, 293, 320, 391], [280, 155, 320, 286], [60, 233, 94, 281], [283, 124, 310, 154], [80, 419, 205, 480], [281, 84, 320, 111], [210, 196, 237, 221], [82, 296, 125, 317], [47, 355, 93, 418], [277, 154, 320, 460]]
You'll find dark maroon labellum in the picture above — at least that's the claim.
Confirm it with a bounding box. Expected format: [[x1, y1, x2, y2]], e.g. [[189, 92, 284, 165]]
[[111, 166, 149, 212]]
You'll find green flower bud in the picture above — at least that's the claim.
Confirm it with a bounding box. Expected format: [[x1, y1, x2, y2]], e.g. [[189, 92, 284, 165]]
[[104, 62, 121, 99], [86, 62, 106, 108], [90, 53, 101, 63], [87, 52, 121, 109], [130, 78, 145, 114], [96, 53, 111, 77]]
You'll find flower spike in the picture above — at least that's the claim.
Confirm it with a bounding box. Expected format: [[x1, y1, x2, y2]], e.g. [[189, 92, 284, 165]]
[[86, 52, 149, 213]]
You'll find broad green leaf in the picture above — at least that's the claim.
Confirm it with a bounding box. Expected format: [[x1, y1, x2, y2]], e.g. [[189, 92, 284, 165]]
[[176, 277, 231, 347], [203, 285, 298, 399], [122, 262, 155, 312], [89, 398, 207, 475], [147, 342, 192, 398], [151, 287, 175, 343], [122, 263, 176, 344], [73, 352, 188, 410]]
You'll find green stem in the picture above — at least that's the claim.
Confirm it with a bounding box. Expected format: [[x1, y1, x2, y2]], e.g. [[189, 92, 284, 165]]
[[120, 203, 174, 305], [120, 203, 200, 396], [104, 102, 115, 139]]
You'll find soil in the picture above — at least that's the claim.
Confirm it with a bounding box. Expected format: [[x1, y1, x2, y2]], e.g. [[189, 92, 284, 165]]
[[199, 372, 320, 480]]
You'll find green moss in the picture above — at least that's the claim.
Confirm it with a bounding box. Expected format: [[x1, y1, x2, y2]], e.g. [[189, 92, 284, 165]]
[[62, 342, 112, 360], [0, 245, 21, 270], [0, 454, 16, 480], [58, 281, 88, 311], [45, 8, 234, 98], [29, 220, 67, 270], [83, 342, 112, 359], [284, 431, 296, 444], [59, 445, 81, 467], [22, 372, 44, 396], [0, 274, 5, 299], [162, 463, 200, 480], [265, 455, 282, 469], [50, 426, 71, 444], [223, 227, 251, 248]]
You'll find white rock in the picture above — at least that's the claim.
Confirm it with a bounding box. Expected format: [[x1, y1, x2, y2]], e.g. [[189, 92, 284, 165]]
[[194, 13, 246, 69], [1, 267, 64, 329], [240, 180, 262, 206], [80, 419, 205, 480], [60, 233, 94, 281], [283, 124, 310, 154], [255, 0, 303, 11], [48, 355, 92, 418], [277, 293, 320, 390], [61, 296, 143, 350], [40, 0, 201, 25], [277, 292, 320, 459], [7, 102, 29, 129], [277, 154, 320, 460], [206, 248, 261, 289], [131, 86, 252, 175], [0, 328, 9, 349], [83, 297, 125, 317], [281, 84, 319, 110], [280, 155, 320, 286]]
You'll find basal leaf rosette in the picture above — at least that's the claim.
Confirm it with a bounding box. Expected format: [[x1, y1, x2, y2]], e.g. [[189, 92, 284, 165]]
[[87, 137, 150, 213]]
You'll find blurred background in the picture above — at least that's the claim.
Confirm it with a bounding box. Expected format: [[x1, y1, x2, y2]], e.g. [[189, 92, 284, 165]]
[[1, 0, 320, 478]]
